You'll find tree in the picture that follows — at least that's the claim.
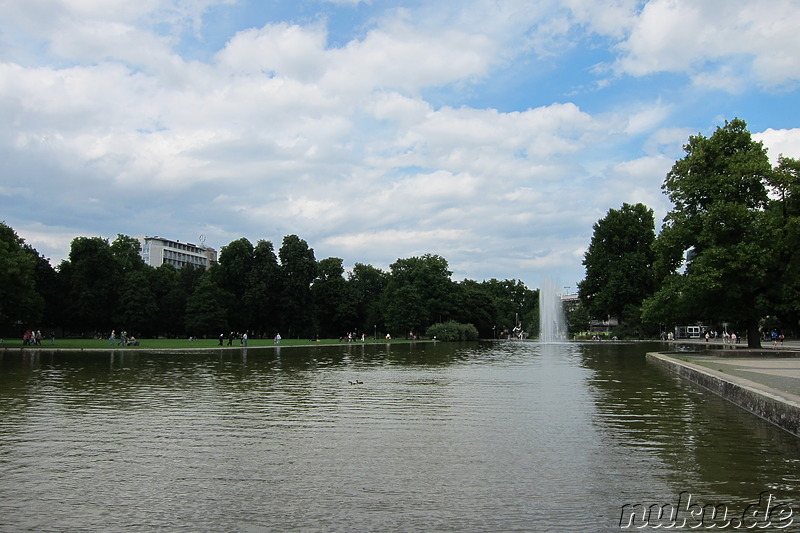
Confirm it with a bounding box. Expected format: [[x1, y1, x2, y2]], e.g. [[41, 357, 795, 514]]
[[116, 269, 157, 336], [642, 118, 772, 347], [60, 236, 118, 334], [0, 222, 43, 327], [451, 280, 498, 338], [244, 239, 281, 337], [348, 262, 388, 336], [150, 264, 184, 337], [278, 235, 317, 337], [578, 203, 656, 325], [28, 246, 60, 329], [215, 237, 255, 330], [312, 257, 357, 337], [110, 235, 153, 335], [764, 156, 800, 333], [480, 279, 535, 334], [110, 234, 146, 274], [184, 272, 231, 336], [382, 254, 455, 335]]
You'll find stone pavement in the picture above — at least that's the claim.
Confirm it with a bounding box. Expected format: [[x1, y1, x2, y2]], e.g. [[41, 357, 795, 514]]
[[667, 338, 800, 399]]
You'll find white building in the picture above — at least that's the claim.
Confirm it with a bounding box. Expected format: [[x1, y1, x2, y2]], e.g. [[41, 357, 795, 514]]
[[137, 236, 217, 269]]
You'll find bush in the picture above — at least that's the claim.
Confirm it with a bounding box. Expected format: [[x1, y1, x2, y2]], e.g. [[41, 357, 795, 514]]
[[426, 321, 479, 342]]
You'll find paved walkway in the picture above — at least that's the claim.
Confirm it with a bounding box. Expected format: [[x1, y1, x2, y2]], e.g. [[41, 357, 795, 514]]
[[666, 338, 800, 399]]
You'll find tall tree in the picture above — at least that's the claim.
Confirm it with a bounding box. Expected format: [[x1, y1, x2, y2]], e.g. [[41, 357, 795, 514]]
[[764, 156, 800, 332], [185, 271, 231, 336], [150, 264, 184, 337], [278, 235, 317, 337], [348, 262, 388, 336], [312, 257, 357, 338], [117, 269, 157, 336], [382, 254, 454, 335], [244, 239, 281, 337], [110, 234, 146, 274], [0, 222, 43, 327], [60, 236, 118, 334], [28, 247, 60, 329], [578, 203, 656, 325], [642, 118, 772, 347], [452, 280, 498, 337], [480, 279, 534, 333], [215, 237, 255, 330]]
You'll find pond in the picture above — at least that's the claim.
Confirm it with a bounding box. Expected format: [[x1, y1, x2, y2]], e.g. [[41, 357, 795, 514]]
[[1, 341, 799, 531]]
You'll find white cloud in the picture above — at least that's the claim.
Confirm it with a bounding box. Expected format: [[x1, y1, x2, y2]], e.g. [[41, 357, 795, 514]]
[[622, 101, 672, 135], [611, 0, 800, 90], [754, 128, 800, 165], [564, 0, 640, 39], [215, 23, 329, 81]]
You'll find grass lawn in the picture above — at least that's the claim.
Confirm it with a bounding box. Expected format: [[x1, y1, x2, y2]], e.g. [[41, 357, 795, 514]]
[[2, 337, 423, 350]]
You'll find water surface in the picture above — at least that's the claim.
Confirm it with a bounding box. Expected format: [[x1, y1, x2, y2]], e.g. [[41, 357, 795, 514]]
[[1, 341, 799, 531]]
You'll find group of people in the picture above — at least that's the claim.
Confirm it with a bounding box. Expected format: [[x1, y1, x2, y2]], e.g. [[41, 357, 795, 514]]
[[108, 330, 139, 346], [340, 332, 366, 342], [22, 329, 53, 345], [770, 330, 785, 346], [220, 331, 248, 346], [720, 331, 740, 344], [217, 332, 282, 346]]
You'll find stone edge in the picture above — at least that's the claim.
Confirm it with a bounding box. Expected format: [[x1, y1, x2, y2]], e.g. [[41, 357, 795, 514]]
[[646, 352, 800, 438]]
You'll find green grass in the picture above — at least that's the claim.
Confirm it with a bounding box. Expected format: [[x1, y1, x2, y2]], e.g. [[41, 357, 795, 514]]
[[2, 337, 425, 350]]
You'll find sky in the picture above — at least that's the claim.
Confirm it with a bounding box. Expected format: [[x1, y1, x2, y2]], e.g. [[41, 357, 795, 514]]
[[2, 0, 800, 291]]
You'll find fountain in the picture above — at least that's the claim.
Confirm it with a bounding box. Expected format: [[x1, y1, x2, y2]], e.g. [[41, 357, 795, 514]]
[[539, 278, 567, 342]]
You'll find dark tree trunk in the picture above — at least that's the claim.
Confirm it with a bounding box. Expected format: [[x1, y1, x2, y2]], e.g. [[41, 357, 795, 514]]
[[747, 318, 761, 349]]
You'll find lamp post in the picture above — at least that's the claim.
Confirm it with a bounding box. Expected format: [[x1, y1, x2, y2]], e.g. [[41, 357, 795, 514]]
[[374, 324, 377, 341]]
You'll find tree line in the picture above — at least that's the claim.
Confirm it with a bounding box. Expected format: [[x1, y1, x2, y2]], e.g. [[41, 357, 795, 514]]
[[0, 229, 539, 340], [577, 118, 800, 348]]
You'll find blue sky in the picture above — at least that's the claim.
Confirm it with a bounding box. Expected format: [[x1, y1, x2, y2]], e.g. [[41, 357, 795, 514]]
[[2, 0, 799, 291]]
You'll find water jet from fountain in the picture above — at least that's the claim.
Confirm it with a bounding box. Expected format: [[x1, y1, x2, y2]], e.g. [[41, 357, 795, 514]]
[[539, 278, 567, 342]]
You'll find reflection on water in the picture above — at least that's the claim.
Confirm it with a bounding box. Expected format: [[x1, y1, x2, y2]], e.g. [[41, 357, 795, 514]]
[[1, 342, 799, 532]]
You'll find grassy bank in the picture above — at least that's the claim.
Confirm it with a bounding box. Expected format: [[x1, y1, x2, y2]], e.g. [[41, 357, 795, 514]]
[[2, 337, 426, 350]]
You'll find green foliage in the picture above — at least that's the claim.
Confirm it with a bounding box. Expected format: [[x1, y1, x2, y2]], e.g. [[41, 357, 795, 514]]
[[566, 300, 590, 334], [763, 156, 800, 333], [244, 239, 281, 335], [426, 321, 479, 342], [111, 234, 146, 273], [578, 202, 655, 324], [0, 224, 545, 342], [312, 257, 357, 337], [61, 236, 118, 332], [0, 222, 43, 324], [643, 118, 772, 347], [480, 278, 531, 327], [184, 272, 231, 335], [116, 270, 158, 334], [150, 264, 187, 337], [451, 280, 498, 338], [215, 237, 255, 329], [278, 235, 317, 337], [382, 254, 455, 334], [348, 262, 388, 334]]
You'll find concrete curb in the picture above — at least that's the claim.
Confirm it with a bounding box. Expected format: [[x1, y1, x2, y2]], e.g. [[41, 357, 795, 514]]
[[647, 352, 800, 438]]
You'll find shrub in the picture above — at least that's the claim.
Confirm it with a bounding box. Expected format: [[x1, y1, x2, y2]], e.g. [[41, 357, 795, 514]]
[[426, 321, 479, 342]]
